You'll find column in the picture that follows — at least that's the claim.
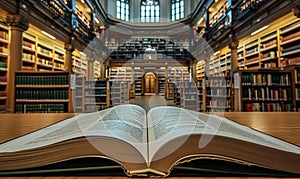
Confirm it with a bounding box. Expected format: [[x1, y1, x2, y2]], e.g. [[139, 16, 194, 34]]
[[229, 41, 239, 111], [87, 58, 94, 80], [6, 14, 29, 113], [64, 43, 75, 113]]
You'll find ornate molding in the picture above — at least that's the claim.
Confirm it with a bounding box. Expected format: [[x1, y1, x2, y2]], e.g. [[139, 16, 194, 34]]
[[6, 14, 29, 31], [229, 41, 239, 50]]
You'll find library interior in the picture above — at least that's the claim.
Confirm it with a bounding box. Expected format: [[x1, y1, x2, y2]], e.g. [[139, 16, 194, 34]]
[[1, 0, 300, 177]]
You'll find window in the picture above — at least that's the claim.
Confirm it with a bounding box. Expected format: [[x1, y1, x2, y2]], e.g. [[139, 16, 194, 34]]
[[141, 0, 160, 22], [116, 0, 129, 21], [171, 0, 184, 21]]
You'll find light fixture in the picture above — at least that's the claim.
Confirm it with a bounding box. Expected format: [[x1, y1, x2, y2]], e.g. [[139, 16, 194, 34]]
[[95, 18, 100, 24], [251, 25, 269, 36], [80, 52, 86, 56], [81, 0, 84, 3], [41, 31, 56, 40], [213, 51, 220, 55]]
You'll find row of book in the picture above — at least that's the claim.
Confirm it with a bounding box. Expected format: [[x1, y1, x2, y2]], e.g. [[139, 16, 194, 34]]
[[85, 104, 107, 112], [16, 74, 69, 86], [37, 47, 52, 56], [281, 57, 300, 67], [206, 99, 231, 108], [15, 89, 68, 100], [244, 102, 293, 112], [241, 73, 291, 86], [15, 103, 66, 113], [242, 87, 291, 101], [23, 41, 35, 50], [0, 76, 6, 82], [0, 31, 8, 40], [0, 91, 7, 97], [295, 70, 300, 84], [261, 39, 277, 49], [0, 46, 8, 54], [206, 78, 231, 87], [0, 62, 7, 69], [23, 53, 35, 61], [296, 88, 300, 100], [206, 88, 231, 96], [85, 96, 107, 103], [85, 89, 106, 95]]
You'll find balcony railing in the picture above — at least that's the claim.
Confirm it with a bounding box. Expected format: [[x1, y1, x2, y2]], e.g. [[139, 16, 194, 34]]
[[233, 0, 266, 21], [40, 0, 72, 26]]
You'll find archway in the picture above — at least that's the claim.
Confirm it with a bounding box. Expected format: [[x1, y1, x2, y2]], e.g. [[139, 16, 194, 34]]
[[144, 72, 156, 95]]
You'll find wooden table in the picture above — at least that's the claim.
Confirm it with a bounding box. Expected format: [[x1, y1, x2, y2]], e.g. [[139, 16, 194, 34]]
[[1, 112, 300, 179]]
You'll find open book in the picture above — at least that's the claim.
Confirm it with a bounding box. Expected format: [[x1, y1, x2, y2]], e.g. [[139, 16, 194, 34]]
[[1, 104, 300, 176]]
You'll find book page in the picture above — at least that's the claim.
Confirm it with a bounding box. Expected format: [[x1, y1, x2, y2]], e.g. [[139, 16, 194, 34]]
[[147, 106, 300, 162], [0, 104, 148, 160]]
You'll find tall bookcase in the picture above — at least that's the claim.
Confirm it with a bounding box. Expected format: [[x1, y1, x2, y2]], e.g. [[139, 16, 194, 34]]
[[15, 71, 70, 113], [180, 81, 199, 111], [84, 80, 110, 112], [0, 22, 8, 113], [157, 69, 166, 96], [204, 76, 232, 112], [75, 75, 85, 113], [284, 65, 300, 111], [22, 32, 66, 72], [238, 69, 294, 112]]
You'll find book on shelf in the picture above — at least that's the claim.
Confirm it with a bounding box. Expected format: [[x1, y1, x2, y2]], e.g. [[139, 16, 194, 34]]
[[1, 104, 300, 177]]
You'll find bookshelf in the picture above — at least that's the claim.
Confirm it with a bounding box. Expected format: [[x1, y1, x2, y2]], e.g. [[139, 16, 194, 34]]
[[180, 81, 198, 111], [280, 20, 300, 67], [72, 50, 87, 75], [196, 60, 205, 80], [157, 69, 166, 96], [22, 31, 66, 72], [75, 0, 92, 28], [284, 65, 300, 111], [75, 75, 85, 113], [0, 22, 8, 113], [110, 82, 131, 106], [239, 69, 294, 112], [165, 82, 175, 100], [84, 80, 110, 112], [15, 71, 70, 113], [204, 76, 232, 112], [22, 32, 36, 71], [197, 79, 204, 112]]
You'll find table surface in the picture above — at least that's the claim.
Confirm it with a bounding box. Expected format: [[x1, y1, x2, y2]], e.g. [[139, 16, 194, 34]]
[[1, 112, 300, 179]]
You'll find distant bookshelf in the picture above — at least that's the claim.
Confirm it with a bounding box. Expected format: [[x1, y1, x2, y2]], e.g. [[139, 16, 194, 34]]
[[0, 22, 8, 113]]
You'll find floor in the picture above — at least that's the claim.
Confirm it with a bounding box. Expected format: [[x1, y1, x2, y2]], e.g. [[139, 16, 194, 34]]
[[129, 94, 176, 112]]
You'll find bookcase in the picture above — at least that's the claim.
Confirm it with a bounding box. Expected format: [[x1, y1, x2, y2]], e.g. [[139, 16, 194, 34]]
[[75, 75, 85, 113], [133, 69, 143, 96], [15, 71, 70, 113], [204, 76, 232, 112], [22, 31, 66, 72], [284, 65, 300, 111], [197, 79, 204, 112], [239, 69, 294, 112], [180, 81, 199, 111], [165, 82, 175, 100], [0, 22, 8, 113], [280, 20, 300, 67], [84, 80, 110, 112], [157, 69, 166, 95], [72, 50, 87, 75]]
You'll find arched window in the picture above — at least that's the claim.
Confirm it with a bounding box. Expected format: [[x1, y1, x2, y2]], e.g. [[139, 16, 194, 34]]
[[116, 0, 129, 21], [141, 0, 160, 22], [171, 0, 184, 21]]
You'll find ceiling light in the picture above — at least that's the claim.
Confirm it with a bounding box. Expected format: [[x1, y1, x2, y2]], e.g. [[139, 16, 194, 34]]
[[251, 25, 269, 36], [41, 31, 56, 40], [213, 51, 220, 55]]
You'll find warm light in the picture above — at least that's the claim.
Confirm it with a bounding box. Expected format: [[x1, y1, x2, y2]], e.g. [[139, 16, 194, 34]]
[[81, 0, 84, 3], [41, 31, 56, 40], [95, 18, 100, 24], [251, 25, 269, 36], [80, 52, 86, 56], [213, 51, 220, 55]]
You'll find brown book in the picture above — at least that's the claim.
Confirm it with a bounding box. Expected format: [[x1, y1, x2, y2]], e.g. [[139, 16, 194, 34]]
[[1, 104, 300, 176]]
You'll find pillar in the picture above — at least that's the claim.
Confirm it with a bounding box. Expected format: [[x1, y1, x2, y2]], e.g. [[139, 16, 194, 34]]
[[65, 43, 75, 113], [6, 14, 29, 113], [229, 41, 239, 111]]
